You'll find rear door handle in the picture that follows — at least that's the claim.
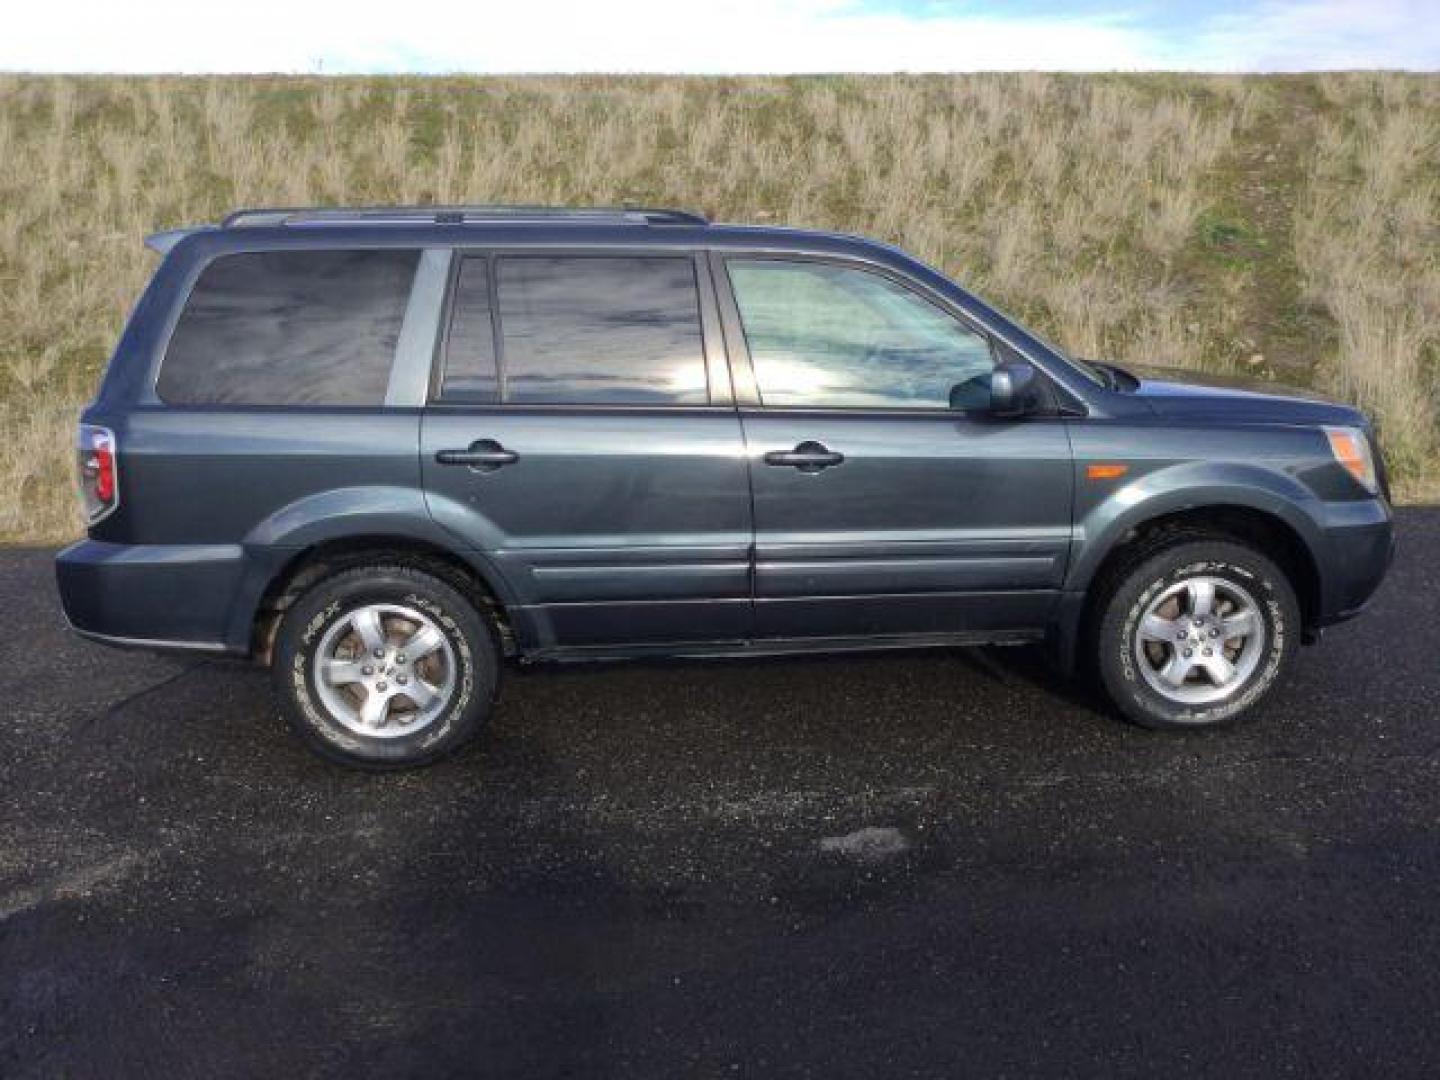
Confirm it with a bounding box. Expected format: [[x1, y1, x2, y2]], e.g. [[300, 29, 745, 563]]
[[763, 441, 844, 473], [435, 439, 518, 472]]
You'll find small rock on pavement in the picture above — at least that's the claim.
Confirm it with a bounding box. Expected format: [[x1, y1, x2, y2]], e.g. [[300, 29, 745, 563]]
[[819, 826, 910, 862]]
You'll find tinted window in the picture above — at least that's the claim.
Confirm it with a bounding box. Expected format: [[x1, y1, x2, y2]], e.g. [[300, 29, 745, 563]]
[[159, 249, 419, 406], [496, 256, 707, 404], [727, 259, 994, 410], [441, 257, 500, 402]]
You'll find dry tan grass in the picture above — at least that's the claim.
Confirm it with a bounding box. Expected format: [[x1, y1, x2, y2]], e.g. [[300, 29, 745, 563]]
[[0, 73, 1436, 541], [1294, 77, 1440, 497]]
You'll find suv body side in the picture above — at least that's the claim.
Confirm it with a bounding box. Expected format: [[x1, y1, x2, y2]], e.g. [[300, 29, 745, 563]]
[[57, 221, 1393, 670]]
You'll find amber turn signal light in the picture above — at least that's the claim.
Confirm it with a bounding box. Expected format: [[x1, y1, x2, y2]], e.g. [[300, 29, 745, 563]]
[[1323, 426, 1379, 493], [1086, 463, 1129, 481]]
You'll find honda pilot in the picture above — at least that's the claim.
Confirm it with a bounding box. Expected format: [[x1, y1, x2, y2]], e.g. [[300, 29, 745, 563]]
[[57, 206, 1395, 768]]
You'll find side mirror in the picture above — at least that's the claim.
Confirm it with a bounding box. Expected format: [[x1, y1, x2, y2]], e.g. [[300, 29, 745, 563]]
[[989, 360, 1038, 417]]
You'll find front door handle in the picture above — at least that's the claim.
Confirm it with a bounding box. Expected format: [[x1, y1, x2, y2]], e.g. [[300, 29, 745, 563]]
[[763, 441, 844, 473], [435, 439, 518, 472]]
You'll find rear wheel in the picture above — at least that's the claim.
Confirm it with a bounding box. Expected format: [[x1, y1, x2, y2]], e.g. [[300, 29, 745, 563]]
[[1091, 536, 1300, 730], [272, 565, 498, 769]]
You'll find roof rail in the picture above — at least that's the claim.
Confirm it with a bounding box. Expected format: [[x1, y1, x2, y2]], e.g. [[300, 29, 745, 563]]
[[221, 205, 709, 229]]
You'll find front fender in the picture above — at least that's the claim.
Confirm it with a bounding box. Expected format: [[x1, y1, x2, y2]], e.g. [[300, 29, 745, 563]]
[[1065, 461, 1327, 594]]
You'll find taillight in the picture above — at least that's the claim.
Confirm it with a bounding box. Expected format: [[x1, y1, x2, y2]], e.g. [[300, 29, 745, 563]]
[[78, 424, 119, 523]]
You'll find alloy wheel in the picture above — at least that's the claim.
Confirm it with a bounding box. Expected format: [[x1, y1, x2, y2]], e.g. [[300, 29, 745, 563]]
[[312, 602, 457, 737], [1133, 575, 1267, 705]]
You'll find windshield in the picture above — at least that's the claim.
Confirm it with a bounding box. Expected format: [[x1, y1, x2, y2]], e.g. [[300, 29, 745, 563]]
[[910, 260, 1109, 388]]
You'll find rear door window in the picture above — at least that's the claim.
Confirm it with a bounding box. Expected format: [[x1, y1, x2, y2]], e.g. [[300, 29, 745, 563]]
[[467, 255, 708, 405], [158, 249, 419, 406]]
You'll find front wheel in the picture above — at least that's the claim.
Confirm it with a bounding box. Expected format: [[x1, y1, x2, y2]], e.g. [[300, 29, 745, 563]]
[[1092, 537, 1300, 730], [272, 565, 498, 769]]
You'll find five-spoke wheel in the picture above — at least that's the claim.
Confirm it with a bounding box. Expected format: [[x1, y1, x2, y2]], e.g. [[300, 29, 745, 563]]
[[1094, 536, 1299, 729], [313, 603, 457, 738], [1133, 575, 1265, 705], [273, 564, 497, 768]]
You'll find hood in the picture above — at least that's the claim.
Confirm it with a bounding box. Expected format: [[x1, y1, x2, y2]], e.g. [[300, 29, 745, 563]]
[[1113, 362, 1364, 426]]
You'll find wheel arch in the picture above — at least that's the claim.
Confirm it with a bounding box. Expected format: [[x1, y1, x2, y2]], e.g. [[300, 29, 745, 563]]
[[1079, 504, 1321, 626], [240, 534, 525, 664], [1054, 484, 1326, 675]]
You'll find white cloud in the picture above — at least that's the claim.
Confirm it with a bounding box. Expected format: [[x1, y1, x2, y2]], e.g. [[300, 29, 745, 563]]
[[0, 0, 1434, 73]]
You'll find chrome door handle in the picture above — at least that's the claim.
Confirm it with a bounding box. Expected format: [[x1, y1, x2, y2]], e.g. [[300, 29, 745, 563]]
[[435, 439, 518, 471], [763, 441, 844, 473]]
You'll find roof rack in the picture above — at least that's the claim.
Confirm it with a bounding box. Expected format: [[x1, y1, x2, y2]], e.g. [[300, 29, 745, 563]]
[[221, 205, 709, 229]]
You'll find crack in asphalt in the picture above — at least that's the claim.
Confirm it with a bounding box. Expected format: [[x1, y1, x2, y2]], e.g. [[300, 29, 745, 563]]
[[83, 661, 212, 729]]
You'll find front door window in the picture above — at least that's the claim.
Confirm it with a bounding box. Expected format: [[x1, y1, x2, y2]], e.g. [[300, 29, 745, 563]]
[[726, 259, 996, 411]]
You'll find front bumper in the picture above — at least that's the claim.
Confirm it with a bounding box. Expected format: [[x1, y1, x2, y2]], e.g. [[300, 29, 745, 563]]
[[1313, 497, 1395, 626], [56, 540, 250, 654]]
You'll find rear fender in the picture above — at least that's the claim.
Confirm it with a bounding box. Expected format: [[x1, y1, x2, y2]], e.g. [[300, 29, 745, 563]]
[[225, 485, 522, 651]]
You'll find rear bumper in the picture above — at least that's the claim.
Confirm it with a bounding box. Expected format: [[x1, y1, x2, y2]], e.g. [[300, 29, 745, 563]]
[[56, 540, 250, 655]]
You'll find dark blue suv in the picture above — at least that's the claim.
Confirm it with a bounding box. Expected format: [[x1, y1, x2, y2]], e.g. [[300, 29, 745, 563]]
[[57, 206, 1394, 768]]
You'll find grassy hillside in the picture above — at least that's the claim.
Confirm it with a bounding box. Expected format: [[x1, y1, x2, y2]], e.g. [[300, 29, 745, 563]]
[[0, 72, 1436, 541]]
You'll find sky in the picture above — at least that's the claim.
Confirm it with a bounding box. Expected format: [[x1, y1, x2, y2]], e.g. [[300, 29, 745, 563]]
[[1, 0, 1435, 73]]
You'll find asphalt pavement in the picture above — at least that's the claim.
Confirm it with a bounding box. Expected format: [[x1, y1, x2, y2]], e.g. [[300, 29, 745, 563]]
[[3, 510, 1439, 1078]]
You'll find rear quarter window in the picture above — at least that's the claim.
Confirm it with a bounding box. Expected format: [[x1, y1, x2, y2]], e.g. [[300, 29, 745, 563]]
[[157, 249, 420, 406]]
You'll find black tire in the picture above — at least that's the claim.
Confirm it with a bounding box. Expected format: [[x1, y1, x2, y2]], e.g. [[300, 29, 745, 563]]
[[1090, 535, 1300, 730], [272, 564, 498, 769]]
